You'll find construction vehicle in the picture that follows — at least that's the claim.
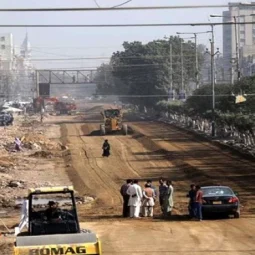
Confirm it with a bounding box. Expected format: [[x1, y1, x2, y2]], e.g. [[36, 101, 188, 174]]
[[55, 101, 77, 115], [100, 108, 128, 135], [14, 186, 102, 255]]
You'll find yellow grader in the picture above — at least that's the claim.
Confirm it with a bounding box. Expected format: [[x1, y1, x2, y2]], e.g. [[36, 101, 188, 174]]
[[100, 108, 128, 135], [13, 186, 102, 255]]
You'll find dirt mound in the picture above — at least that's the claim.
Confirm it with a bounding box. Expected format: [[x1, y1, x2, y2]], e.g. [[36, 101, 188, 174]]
[[21, 120, 41, 127], [21, 133, 62, 151], [22, 133, 49, 144], [0, 157, 15, 168], [29, 151, 53, 158]]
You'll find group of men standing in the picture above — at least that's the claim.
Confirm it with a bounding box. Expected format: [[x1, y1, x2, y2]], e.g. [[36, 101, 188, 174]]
[[120, 178, 174, 219], [187, 184, 203, 221]]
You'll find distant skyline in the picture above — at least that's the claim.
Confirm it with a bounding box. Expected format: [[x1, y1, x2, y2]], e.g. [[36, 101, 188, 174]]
[[0, 0, 244, 69]]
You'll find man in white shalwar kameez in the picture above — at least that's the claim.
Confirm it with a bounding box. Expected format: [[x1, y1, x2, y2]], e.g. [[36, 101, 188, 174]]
[[162, 180, 174, 218], [126, 179, 143, 218]]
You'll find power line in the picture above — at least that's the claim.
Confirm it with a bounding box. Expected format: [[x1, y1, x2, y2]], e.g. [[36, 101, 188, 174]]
[[93, 0, 101, 8], [0, 22, 253, 27], [26, 55, 209, 61], [112, 0, 132, 8], [0, 5, 232, 12]]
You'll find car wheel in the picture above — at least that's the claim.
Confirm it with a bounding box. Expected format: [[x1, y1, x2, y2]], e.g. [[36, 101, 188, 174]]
[[234, 212, 240, 218]]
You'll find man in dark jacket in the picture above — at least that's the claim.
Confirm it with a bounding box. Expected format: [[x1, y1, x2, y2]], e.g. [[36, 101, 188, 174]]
[[187, 184, 197, 219], [45, 201, 63, 221], [102, 139, 110, 157], [120, 179, 132, 217]]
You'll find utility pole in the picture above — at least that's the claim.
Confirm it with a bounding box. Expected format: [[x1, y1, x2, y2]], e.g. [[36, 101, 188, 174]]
[[181, 41, 184, 91], [233, 16, 240, 81], [210, 14, 241, 81], [206, 25, 219, 137], [211, 27, 215, 137], [169, 42, 174, 100], [194, 33, 199, 89], [169, 43, 173, 91], [177, 31, 211, 89]]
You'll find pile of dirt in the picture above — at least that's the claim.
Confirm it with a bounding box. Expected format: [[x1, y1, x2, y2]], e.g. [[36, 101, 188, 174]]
[[29, 151, 53, 158], [21, 119, 41, 127], [21, 133, 62, 151], [0, 157, 15, 168]]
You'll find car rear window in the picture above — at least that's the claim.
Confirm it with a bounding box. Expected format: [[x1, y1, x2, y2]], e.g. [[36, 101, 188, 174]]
[[202, 187, 234, 196]]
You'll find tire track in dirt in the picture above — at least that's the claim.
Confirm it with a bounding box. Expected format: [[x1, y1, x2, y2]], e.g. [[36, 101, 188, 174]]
[[66, 123, 121, 207], [128, 121, 255, 215], [80, 139, 123, 205]]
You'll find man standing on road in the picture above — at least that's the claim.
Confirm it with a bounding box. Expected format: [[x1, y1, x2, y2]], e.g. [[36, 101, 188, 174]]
[[195, 185, 203, 221], [120, 179, 132, 218], [159, 178, 168, 214], [146, 180, 157, 198], [127, 180, 143, 218], [162, 180, 174, 218], [187, 184, 197, 219], [142, 183, 156, 217]]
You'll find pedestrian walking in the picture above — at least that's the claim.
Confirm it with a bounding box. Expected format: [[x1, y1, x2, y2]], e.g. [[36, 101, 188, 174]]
[[126, 180, 143, 218], [162, 180, 174, 218], [120, 179, 132, 217], [187, 184, 197, 219], [195, 185, 203, 221], [102, 139, 110, 157], [142, 183, 156, 217]]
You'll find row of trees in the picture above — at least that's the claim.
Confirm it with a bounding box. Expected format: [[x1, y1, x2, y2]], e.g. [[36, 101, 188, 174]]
[[95, 36, 204, 107], [94, 37, 255, 137], [155, 77, 255, 136]]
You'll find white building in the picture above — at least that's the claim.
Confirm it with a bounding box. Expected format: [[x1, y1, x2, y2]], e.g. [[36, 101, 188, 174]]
[[223, 2, 255, 81], [0, 33, 34, 100], [0, 33, 14, 71]]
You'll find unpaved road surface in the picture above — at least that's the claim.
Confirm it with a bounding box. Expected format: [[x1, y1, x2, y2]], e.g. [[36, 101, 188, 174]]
[[2, 104, 255, 255], [59, 105, 255, 255]]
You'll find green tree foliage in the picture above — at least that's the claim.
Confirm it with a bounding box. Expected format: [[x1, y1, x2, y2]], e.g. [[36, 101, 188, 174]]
[[185, 76, 255, 116], [95, 36, 204, 107], [94, 64, 115, 95], [157, 76, 255, 133]]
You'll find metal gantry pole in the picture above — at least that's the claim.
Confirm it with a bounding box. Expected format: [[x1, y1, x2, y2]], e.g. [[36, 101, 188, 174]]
[[211, 25, 216, 137], [35, 70, 39, 98]]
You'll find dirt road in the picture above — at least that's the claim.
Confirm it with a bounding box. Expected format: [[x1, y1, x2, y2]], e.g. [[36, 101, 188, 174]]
[[2, 104, 255, 255], [58, 105, 255, 254]]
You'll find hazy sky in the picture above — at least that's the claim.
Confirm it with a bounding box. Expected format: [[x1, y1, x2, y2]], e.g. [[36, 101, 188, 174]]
[[0, 0, 243, 69]]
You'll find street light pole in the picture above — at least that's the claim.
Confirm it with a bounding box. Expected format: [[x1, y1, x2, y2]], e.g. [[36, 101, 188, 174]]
[[233, 16, 240, 81], [169, 43, 173, 92], [210, 14, 241, 81], [181, 41, 184, 91], [206, 25, 219, 137], [211, 25, 216, 137], [177, 31, 211, 89], [194, 33, 199, 89]]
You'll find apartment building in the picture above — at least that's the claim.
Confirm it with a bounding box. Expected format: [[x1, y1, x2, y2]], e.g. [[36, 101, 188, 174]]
[[223, 2, 255, 80]]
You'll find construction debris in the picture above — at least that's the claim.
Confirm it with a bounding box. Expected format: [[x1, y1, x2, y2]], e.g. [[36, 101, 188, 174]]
[[0, 115, 71, 210], [29, 151, 53, 158]]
